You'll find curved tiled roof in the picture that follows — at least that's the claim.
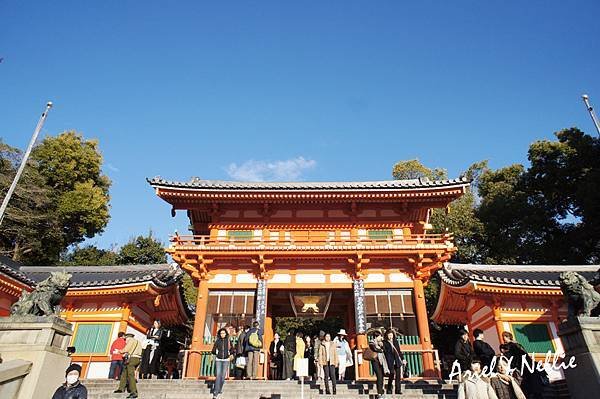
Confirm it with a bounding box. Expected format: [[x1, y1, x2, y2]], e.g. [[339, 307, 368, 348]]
[[0, 256, 36, 286], [439, 262, 599, 289], [147, 176, 470, 191], [20, 264, 185, 289]]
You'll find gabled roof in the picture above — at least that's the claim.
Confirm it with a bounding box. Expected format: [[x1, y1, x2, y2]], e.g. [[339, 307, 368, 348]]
[[147, 176, 470, 191], [0, 256, 36, 287], [439, 263, 599, 289], [20, 264, 185, 289]]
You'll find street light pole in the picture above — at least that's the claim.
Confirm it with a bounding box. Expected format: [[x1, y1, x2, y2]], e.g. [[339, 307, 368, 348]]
[[582, 94, 600, 136], [0, 102, 53, 225]]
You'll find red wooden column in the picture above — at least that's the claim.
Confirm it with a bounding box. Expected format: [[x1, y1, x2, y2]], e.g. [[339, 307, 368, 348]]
[[187, 277, 209, 378], [413, 278, 437, 377]]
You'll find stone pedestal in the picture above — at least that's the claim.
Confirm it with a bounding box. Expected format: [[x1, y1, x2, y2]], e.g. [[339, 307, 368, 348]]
[[0, 316, 73, 399], [558, 316, 600, 399]]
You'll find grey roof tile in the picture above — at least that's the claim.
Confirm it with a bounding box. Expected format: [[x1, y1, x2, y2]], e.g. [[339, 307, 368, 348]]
[[147, 176, 470, 191], [19, 264, 184, 289], [0, 256, 36, 286], [439, 263, 599, 288]]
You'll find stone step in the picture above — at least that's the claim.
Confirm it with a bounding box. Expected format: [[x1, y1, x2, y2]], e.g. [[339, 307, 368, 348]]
[[83, 379, 459, 399], [90, 394, 449, 399]]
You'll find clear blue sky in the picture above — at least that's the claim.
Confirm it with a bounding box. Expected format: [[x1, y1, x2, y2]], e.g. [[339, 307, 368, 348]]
[[1, 1, 599, 249]]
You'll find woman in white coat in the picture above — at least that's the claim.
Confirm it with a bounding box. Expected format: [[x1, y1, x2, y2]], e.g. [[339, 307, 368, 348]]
[[458, 359, 498, 399], [333, 329, 352, 381]]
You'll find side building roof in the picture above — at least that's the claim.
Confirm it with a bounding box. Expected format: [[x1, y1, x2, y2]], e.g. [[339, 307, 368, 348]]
[[438, 263, 598, 289], [20, 263, 185, 289], [432, 262, 599, 324], [0, 255, 37, 287]]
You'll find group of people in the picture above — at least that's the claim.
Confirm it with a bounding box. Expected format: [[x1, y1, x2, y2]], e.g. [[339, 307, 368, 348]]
[[365, 329, 407, 399], [108, 320, 168, 382], [454, 328, 549, 399], [268, 328, 354, 394], [107, 319, 170, 398], [210, 324, 356, 397], [211, 321, 264, 398]]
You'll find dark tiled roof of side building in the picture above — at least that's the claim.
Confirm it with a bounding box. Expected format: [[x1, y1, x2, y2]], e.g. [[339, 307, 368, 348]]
[[439, 262, 599, 288], [147, 176, 470, 191], [0, 255, 37, 286], [19, 264, 185, 289]]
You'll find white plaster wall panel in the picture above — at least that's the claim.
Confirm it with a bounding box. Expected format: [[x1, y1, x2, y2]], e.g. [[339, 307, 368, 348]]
[[365, 273, 385, 283], [295, 274, 326, 284], [236, 274, 258, 284], [389, 273, 412, 283], [548, 322, 565, 355], [270, 274, 292, 283], [330, 274, 352, 283], [109, 321, 120, 342], [126, 325, 146, 340], [209, 274, 233, 284], [86, 361, 110, 379]]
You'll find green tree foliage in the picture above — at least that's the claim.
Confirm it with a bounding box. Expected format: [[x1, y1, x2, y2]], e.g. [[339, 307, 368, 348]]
[[392, 159, 447, 180], [61, 244, 118, 266], [182, 274, 198, 305], [116, 233, 167, 265], [0, 132, 111, 264], [392, 127, 600, 359]]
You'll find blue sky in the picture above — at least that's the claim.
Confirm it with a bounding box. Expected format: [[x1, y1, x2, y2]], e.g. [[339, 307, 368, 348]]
[[1, 1, 600, 249]]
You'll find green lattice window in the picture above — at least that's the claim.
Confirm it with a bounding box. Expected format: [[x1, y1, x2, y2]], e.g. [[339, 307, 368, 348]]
[[368, 229, 393, 240], [227, 230, 254, 240], [72, 323, 112, 354], [512, 323, 555, 354]]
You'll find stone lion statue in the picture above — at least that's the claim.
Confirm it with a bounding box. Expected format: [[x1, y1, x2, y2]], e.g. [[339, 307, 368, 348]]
[[10, 271, 72, 317], [559, 271, 600, 319]]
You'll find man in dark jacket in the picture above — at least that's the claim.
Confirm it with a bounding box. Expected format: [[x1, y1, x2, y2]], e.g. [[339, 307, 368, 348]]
[[234, 325, 248, 379], [282, 328, 296, 380], [454, 329, 473, 373], [383, 329, 406, 395], [472, 329, 496, 371], [52, 363, 88, 399]]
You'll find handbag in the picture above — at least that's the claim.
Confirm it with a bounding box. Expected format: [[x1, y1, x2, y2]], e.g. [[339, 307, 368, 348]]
[[362, 347, 378, 361], [235, 356, 247, 369]]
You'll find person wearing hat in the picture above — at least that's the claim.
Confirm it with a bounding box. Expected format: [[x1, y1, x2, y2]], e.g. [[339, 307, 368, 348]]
[[114, 332, 142, 398], [454, 329, 473, 373], [333, 328, 352, 381], [52, 363, 87, 399]]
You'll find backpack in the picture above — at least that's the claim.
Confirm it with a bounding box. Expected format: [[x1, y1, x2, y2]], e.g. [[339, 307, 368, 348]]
[[248, 331, 262, 348]]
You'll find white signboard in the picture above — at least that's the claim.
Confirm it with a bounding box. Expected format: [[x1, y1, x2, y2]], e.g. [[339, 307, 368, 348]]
[[294, 358, 309, 377]]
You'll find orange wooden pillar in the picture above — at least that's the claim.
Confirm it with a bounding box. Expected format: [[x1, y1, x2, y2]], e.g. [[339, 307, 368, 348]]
[[492, 299, 504, 344], [413, 278, 437, 377], [187, 278, 209, 378], [119, 303, 131, 332]]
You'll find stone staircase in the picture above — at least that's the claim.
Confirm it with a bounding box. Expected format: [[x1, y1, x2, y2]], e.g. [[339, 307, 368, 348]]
[[83, 379, 460, 399]]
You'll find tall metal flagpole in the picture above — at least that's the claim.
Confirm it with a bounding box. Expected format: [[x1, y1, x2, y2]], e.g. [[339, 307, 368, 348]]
[[582, 94, 600, 136], [0, 102, 53, 225]]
